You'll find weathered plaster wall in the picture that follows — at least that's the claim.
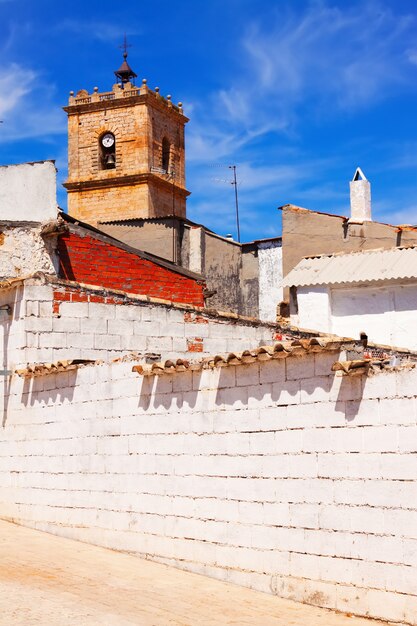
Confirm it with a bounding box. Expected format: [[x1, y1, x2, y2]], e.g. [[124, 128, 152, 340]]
[[0, 161, 57, 222], [0, 355, 416, 625], [2, 280, 278, 369], [0, 225, 58, 279], [258, 242, 283, 322], [240, 245, 259, 319], [203, 232, 242, 314]]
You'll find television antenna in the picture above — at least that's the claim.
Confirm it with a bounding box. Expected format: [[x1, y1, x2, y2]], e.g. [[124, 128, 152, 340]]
[[210, 163, 241, 242]]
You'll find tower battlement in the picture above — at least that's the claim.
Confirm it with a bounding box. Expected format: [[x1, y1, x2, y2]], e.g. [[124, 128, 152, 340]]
[[66, 80, 186, 118]]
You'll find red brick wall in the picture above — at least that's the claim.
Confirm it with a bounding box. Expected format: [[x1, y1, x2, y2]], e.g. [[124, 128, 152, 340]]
[[57, 231, 205, 307]]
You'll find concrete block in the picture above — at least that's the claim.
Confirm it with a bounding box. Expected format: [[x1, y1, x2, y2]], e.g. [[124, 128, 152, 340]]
[[146, 336, 172, 353], [25, 316, 53, 332], [94, 334, 121, 350], [26, 300, 39, 317], [39, 332, 67, 349], [115, 305, 141, 321], [26, 332, 38, 348], [367, 588, 405, 622], [24, 285, 53, 300], [300, 376, 332, 404], [89, 302, 116, 319], [236, 363, 259, 387], [363, 371, 396, 400], [314, 351, 341, 377], [39, 300, 52, 317], [271, 380, 300, 405], [259, 360, 286, 384], [81, 317, 108, 334], [59, 301, 89, 318], [286, 354, 315, 381], [134, 320, 161, 336], [108, 318, 134, 336], [52, 317, 81, 333], [379, 397, 417, 426]]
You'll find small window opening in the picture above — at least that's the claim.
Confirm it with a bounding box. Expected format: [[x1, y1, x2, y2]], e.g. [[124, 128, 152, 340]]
[[162, 137, 170, 173], [99, 132, 116, 170]]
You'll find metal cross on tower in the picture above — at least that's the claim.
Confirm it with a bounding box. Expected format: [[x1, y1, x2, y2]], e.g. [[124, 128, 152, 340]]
[[119, 34, 132, 57]]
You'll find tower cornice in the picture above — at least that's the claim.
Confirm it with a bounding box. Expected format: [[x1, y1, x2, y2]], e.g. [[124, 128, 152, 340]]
[[64, 172, 190, 197]]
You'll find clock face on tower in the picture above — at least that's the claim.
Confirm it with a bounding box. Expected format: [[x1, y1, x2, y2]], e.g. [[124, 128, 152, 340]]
[[101, 132, 115, 148]]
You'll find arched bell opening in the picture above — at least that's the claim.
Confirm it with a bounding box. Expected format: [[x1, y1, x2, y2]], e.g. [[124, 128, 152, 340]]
[[99, 132, 116, 170]]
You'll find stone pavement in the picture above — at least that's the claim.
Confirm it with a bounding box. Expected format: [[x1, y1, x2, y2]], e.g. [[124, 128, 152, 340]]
[[0, 520, 391, 626]]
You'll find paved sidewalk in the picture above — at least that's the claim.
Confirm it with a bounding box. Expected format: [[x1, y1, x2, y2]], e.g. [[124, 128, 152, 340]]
[[0, 520, 388, 625]]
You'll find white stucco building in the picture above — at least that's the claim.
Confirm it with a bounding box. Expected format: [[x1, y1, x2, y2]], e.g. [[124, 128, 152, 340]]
[[283, 246, 417, 350]]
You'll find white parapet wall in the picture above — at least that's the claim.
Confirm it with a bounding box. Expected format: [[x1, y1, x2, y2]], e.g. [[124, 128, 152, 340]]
[[0, 349, 416, 624], [0, 161, 58, 222], [0, 278, 280, 370]]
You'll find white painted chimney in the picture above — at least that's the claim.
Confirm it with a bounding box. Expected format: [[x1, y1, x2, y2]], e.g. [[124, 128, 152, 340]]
[[349, 167, 371, 222]]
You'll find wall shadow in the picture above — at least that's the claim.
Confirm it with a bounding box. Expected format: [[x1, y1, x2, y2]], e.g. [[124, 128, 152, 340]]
[[20, 370, 77, 408], [2, 289, 23, 428]]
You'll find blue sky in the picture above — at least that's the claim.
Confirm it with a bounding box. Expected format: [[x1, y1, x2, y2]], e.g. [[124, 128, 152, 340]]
[[0, 0, 416, 241]]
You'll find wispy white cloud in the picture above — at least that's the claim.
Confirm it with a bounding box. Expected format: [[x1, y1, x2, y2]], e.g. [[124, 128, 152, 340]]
[[187, 1, 417, 157], [0, 64, 65, 142], [185, 1, 417, 237]]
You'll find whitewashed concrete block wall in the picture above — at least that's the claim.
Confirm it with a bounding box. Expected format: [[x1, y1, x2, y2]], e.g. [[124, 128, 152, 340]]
[[5, 281, 278, 368], [0, 352, 416, 624]]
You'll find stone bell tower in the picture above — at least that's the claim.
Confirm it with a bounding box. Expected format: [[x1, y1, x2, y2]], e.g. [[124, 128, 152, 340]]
[[63, 51, 189, 224]]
